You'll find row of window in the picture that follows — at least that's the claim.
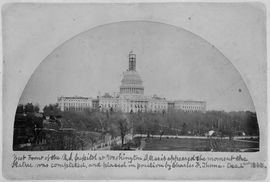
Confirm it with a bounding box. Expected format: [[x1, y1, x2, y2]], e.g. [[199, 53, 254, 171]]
[[64, 103, 91, 106], [181, 106, 203, 110], [62, 99, 91, 102], [176, 102, 205, 106], [149, 105, 167, 109], [130, 104, 146, 108], [99, 103, 167, 109], [120, 88, 143, 93]]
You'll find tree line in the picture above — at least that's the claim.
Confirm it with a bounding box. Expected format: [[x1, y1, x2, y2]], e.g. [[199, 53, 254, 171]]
[[131, 110, 259, 137], [16, 103, 259, 138]]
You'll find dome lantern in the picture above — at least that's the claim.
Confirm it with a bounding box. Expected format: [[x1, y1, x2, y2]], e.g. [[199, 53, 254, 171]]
[[128, 51, 136, 71]]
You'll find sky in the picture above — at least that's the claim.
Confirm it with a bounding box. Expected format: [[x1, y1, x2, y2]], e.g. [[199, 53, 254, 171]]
[[19, 21, 255, 112]]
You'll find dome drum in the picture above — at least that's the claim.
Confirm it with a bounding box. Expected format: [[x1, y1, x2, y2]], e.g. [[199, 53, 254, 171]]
[[120, 87, 144, 95]]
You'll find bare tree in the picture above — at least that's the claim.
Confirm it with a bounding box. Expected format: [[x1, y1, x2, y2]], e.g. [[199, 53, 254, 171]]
[[119, 119, 128, 147]]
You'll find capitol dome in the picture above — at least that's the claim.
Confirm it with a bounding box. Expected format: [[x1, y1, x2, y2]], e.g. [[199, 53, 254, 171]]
[[120, 52, 144, 95], [121, 71, 143, 85]]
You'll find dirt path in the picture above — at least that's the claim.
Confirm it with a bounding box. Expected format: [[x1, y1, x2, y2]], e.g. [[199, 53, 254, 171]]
[[234, 139, 259, 144]]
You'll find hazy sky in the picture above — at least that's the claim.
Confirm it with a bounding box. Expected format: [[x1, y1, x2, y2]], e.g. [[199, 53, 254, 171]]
[[19, 21, 255, 112]]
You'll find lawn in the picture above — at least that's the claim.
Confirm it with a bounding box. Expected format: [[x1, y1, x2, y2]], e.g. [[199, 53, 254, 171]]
[[143, 138, 259, 152]]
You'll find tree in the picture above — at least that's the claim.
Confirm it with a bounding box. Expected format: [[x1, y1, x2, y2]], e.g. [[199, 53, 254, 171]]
[[245, 112, 259, 136], [16, 104, 24, 114], [43, 104, 61, 116], [24, 103, 34, 113], [181, 123, 188, 135], [119, 119, 129, 147], [34, 104, 40, 113]]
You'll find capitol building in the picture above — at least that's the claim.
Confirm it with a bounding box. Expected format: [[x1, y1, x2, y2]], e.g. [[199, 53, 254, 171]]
[[58, 52, 206, 113]]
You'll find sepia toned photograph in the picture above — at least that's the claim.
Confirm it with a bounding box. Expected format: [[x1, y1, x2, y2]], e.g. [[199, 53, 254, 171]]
[[2, 2, 267, 180], [14, 21, 259, 152]]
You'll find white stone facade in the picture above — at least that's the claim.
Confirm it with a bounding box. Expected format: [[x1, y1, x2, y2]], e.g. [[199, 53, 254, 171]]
[[57, 96, 92, 111], [174, 100, 206, 113], [98, 94, 167, 113]]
